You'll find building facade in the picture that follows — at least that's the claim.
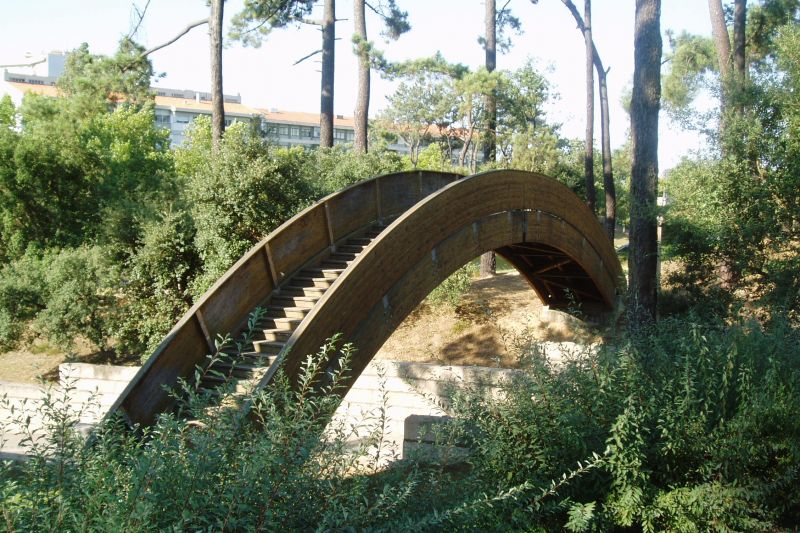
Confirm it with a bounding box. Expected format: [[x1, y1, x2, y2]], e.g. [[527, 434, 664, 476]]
[[2, 51, 412, 155]]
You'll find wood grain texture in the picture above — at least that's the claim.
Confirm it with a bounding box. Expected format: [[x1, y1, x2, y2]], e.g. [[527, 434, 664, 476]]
[[108, 171, 462, 427], [264, 170, 624, 396]]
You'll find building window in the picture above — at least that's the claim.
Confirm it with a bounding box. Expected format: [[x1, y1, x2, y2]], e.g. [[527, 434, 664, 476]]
[[313, 127, 320, 138], [176, 114, 190, 124], [334, 129, 347, 140], [155, 114, 171, 125], [290, 127, 300, 137], [278, 125, 289, 136]]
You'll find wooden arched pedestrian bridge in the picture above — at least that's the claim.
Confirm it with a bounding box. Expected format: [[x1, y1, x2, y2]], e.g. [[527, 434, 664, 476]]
[[110, 170, 624, 427]]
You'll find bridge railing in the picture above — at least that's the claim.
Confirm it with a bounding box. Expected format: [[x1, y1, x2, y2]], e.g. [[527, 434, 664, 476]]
[[110, 170, 462, 427]]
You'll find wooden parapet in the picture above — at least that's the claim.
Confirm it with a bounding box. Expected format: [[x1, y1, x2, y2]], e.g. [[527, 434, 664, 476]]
[[270, 170, 624, 396], [109, 171, 462, 427]]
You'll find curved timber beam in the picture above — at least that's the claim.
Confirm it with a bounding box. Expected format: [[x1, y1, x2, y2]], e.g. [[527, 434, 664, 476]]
[[110, 170, 463, 427], [264, 170, 624, 395]]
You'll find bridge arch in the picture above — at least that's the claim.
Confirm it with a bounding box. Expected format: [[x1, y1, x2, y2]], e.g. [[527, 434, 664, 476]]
[[112, 169, 623, 427], [269, 169, 624, 392]]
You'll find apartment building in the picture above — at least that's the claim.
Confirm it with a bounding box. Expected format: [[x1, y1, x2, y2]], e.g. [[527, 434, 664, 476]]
[[2, 52, 410, 155]]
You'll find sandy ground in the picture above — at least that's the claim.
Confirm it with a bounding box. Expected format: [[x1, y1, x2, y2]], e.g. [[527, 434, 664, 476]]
[[375, 271, 597, 368], [0, 338, 123, 384], [0, 271, 599, 383]]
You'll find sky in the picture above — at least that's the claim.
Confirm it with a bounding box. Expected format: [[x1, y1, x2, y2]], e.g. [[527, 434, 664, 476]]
[[0, 0, 715, 170]]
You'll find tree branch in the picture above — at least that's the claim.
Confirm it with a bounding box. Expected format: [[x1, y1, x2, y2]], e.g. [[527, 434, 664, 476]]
[[127, 0, 152, 40], [294, 48, 322, 65], [0, 58, 46, 69], [142, 18, 209, 57]]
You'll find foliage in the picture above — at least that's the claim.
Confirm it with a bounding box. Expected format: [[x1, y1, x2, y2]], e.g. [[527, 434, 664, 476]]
[[0, 335, 420, 531], [309, 144, 406, 194], [0, 43, 172, 262], [421, 315, 800, 530], [0, 247, 116, 351], [3, 314, 799, 530], [113, 210, 201, 358], [664, 21, 800, 311], [427, 263, 478, 308], [229, 0, 316, 47], [57, 39, 155, 113], [0, 95, 14, 128], [178, 118, 316, 295]]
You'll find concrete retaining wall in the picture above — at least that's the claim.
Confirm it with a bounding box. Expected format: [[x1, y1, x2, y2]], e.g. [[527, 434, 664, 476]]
[[1, 360, 525, 462]]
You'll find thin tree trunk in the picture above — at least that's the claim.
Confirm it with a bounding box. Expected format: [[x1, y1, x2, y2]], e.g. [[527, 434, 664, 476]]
[[483, 0, 497, 164], [481, 0, 497, 277], [708, 0, 731, 79], [629, 0, 662, 329], [583, 0, 596, 213], [353, 0, 369, 153], [733, 0, 747, 119], [599, 69, 615, 241], [320, 0, 335, 148], [210, 0, 225, 149], [560, 0, 615, 239]]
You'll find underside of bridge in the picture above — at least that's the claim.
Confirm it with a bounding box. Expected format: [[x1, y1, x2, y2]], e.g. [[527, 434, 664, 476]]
[[109, 170, 625, 428]]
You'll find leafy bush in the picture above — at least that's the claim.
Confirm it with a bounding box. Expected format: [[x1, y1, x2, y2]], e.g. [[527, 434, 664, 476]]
[[427, 262, 478, 308], [113, 210, 200, 358], [0, 334, 420, 531], [2, 315, 799, 530], [309, 144, 406, 195], [0, 247, 115, 351], [35, 246, 116, 350], [178, 118, 317, 295], [432, 315, 800, 530]]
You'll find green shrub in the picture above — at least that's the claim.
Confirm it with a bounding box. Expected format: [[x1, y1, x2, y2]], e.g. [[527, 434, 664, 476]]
[[429, 315, 800, 530], [113, 210, 200, 358], [35, 246, 117, 350], [310, 144, 406, 195], [2, 315, 799, 531], [428, 263, 478, 308], [178, 118, 317, 295]]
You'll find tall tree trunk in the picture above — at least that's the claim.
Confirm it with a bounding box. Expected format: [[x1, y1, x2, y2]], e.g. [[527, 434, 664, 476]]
[[210, 0, 225, 150], [599, 68, 615, 241], [320, 0, 335, 148], [629, 0, 662, 329], [708, 0, 731, 79], [353, 0, 369, 153], [484, 0, 497, 165], [481, 0, 497, 277], [733, 0, 747, 115], [560, 0, 616, 240], [583, 0, 596, 214]]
